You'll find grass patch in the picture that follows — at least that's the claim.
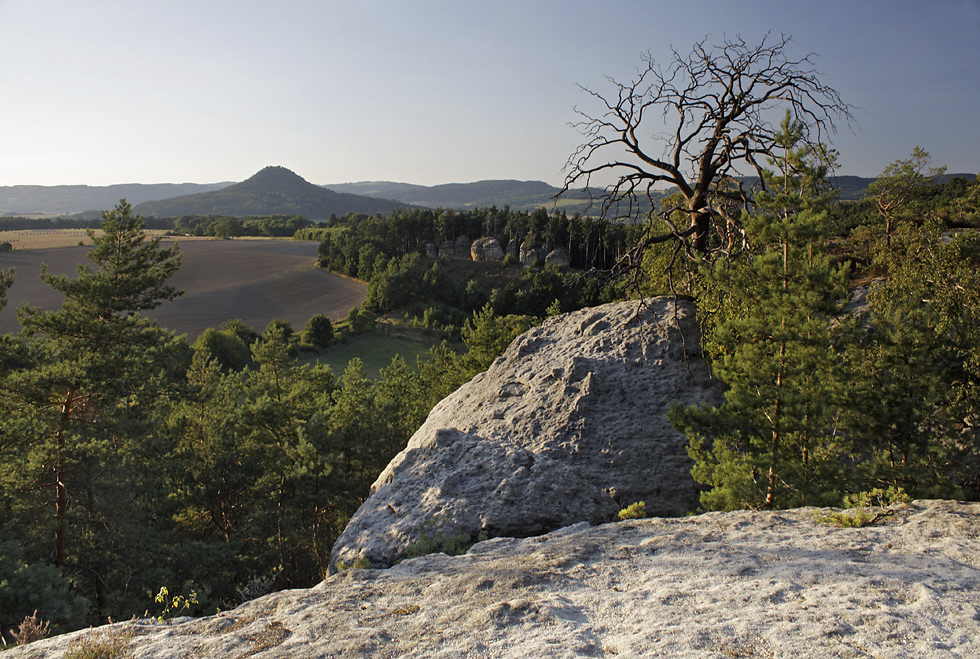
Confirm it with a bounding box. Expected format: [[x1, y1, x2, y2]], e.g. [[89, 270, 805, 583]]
[[302, 322, 450, 378]]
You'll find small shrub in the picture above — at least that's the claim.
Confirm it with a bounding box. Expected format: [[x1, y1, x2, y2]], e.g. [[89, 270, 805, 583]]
[[618, 501, 647, 520], [842, 486, 910, 509], [334, 556, 371, 572], [814, 509, 876, 528], [404, 511, 488, 559], [815, 487, 909, 528], [63, 627, 134, 659], [153, 586, 198, 622], [8, 610, 50, 646], [303, 313, 334, 348]]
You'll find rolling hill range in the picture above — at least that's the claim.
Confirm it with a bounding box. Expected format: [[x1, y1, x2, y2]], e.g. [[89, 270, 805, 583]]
[[4, 169, 975, 218], [134, 166, 408, 218], [0, 181, 232, 215], [322, 179, 588, 211]]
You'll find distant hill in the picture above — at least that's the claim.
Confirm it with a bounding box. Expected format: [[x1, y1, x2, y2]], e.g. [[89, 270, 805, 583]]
[[0, 182, 233, 215], [135, 166, 409, 219], [325, 175, 933, 213], [324, 179, 582, 212]]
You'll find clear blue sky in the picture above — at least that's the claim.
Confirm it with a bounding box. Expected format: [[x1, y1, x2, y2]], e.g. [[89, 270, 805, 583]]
[[1, 0, 977, 187]]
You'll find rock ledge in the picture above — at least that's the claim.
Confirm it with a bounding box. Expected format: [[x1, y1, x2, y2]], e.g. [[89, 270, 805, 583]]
[[10, 500, 979, 658]]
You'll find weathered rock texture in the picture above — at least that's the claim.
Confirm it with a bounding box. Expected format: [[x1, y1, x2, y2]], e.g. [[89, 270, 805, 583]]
[[544, 247, 570, 266], [331, 297, 722, 569], [469, 236, 505, 261], [519, 243, 542, 267], [11, 501, 980, 658]]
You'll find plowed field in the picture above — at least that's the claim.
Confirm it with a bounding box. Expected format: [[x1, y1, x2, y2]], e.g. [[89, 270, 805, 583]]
[[0, 238, 367, 340]]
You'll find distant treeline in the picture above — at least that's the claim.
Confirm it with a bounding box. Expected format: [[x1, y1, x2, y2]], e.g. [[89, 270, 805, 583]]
[[0, 214, 311, 236], [309, 207, 640, 325], [310, 206, 642, 273]]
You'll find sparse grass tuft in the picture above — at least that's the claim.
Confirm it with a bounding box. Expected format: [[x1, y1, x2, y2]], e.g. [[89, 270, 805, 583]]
[[63, 626, 135, 659]]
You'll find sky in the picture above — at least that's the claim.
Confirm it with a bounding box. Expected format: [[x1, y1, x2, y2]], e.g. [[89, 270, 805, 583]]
[[0, 0, 978, 188]]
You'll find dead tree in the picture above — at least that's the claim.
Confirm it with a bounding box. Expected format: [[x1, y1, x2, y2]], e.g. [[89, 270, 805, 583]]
[[560, 33, 853, 274]]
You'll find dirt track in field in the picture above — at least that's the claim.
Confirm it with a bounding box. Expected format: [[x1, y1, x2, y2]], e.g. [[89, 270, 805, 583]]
[[0, 238, 367, 340]]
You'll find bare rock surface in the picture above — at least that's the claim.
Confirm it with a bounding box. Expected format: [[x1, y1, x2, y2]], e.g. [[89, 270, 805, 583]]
[[470, 237, 505, 261], [11, 500, 980, 658], [331, 297, 722, 570], [545, 247, 570, 266]]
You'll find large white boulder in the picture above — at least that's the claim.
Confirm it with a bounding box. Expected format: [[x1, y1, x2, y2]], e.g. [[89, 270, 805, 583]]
[[330, 297, 722, 569]]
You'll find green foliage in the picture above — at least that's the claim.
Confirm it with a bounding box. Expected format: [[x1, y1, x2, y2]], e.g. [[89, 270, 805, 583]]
[[617, 501, 647, 520], [814, 488, 909, 528], [864, 147, 945, 246], [843, 219, 980, 498], [460, 304, 532, 376], [671, 117, 852, 511], [841, 487, 910, 509], [0, 268, 12, 312], [303, 313, 334, 348], [1, 200, 188, 622], [404, 511, 488, 559], [153, 586, 199, 622], [813, 509, 876, 528], [192, 327, 250, 371], [0, 241, 11, 252], [0, 532, 90, 643], [334, 557, 371, 572], [345, 305, 376, 335]]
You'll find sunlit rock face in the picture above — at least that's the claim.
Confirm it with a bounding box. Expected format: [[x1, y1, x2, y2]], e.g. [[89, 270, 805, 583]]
[[470, 237, 505, 261], [330, 297, 723, 570], [13, 501, 980, 659]]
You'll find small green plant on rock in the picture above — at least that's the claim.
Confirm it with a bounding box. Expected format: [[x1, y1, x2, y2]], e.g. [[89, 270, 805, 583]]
[[815, 487, 909, 528], [404, 510, 488, 559], [334, 556, 372, 572], [153, 586, 198, 622], [617, 501, 647, 520]]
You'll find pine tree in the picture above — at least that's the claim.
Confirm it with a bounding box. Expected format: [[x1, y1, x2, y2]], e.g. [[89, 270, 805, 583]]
[[0, 201, 184, 617], [669, 116, 852, 510]]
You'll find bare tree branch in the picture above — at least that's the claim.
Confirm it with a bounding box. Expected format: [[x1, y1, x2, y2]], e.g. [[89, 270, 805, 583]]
[[559, 33, 853, 268]]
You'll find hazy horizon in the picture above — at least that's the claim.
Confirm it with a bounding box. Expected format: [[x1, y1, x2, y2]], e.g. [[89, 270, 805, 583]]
[[1, 0, 978, 188]]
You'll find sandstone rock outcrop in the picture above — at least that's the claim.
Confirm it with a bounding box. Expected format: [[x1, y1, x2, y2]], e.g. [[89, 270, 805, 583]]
[[330, 297, 722, 570], [519, 242, 542, 267], [544, 247, 570, 266], [12, 501, 980, 659], [469, 236, 505, 261]]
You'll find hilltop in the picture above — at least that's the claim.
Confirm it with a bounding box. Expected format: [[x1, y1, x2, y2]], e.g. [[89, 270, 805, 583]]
[[133, 166, 408, 218]]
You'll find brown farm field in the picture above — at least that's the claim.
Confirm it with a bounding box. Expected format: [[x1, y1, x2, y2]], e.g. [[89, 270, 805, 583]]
[[0, 237, 367, 340]]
